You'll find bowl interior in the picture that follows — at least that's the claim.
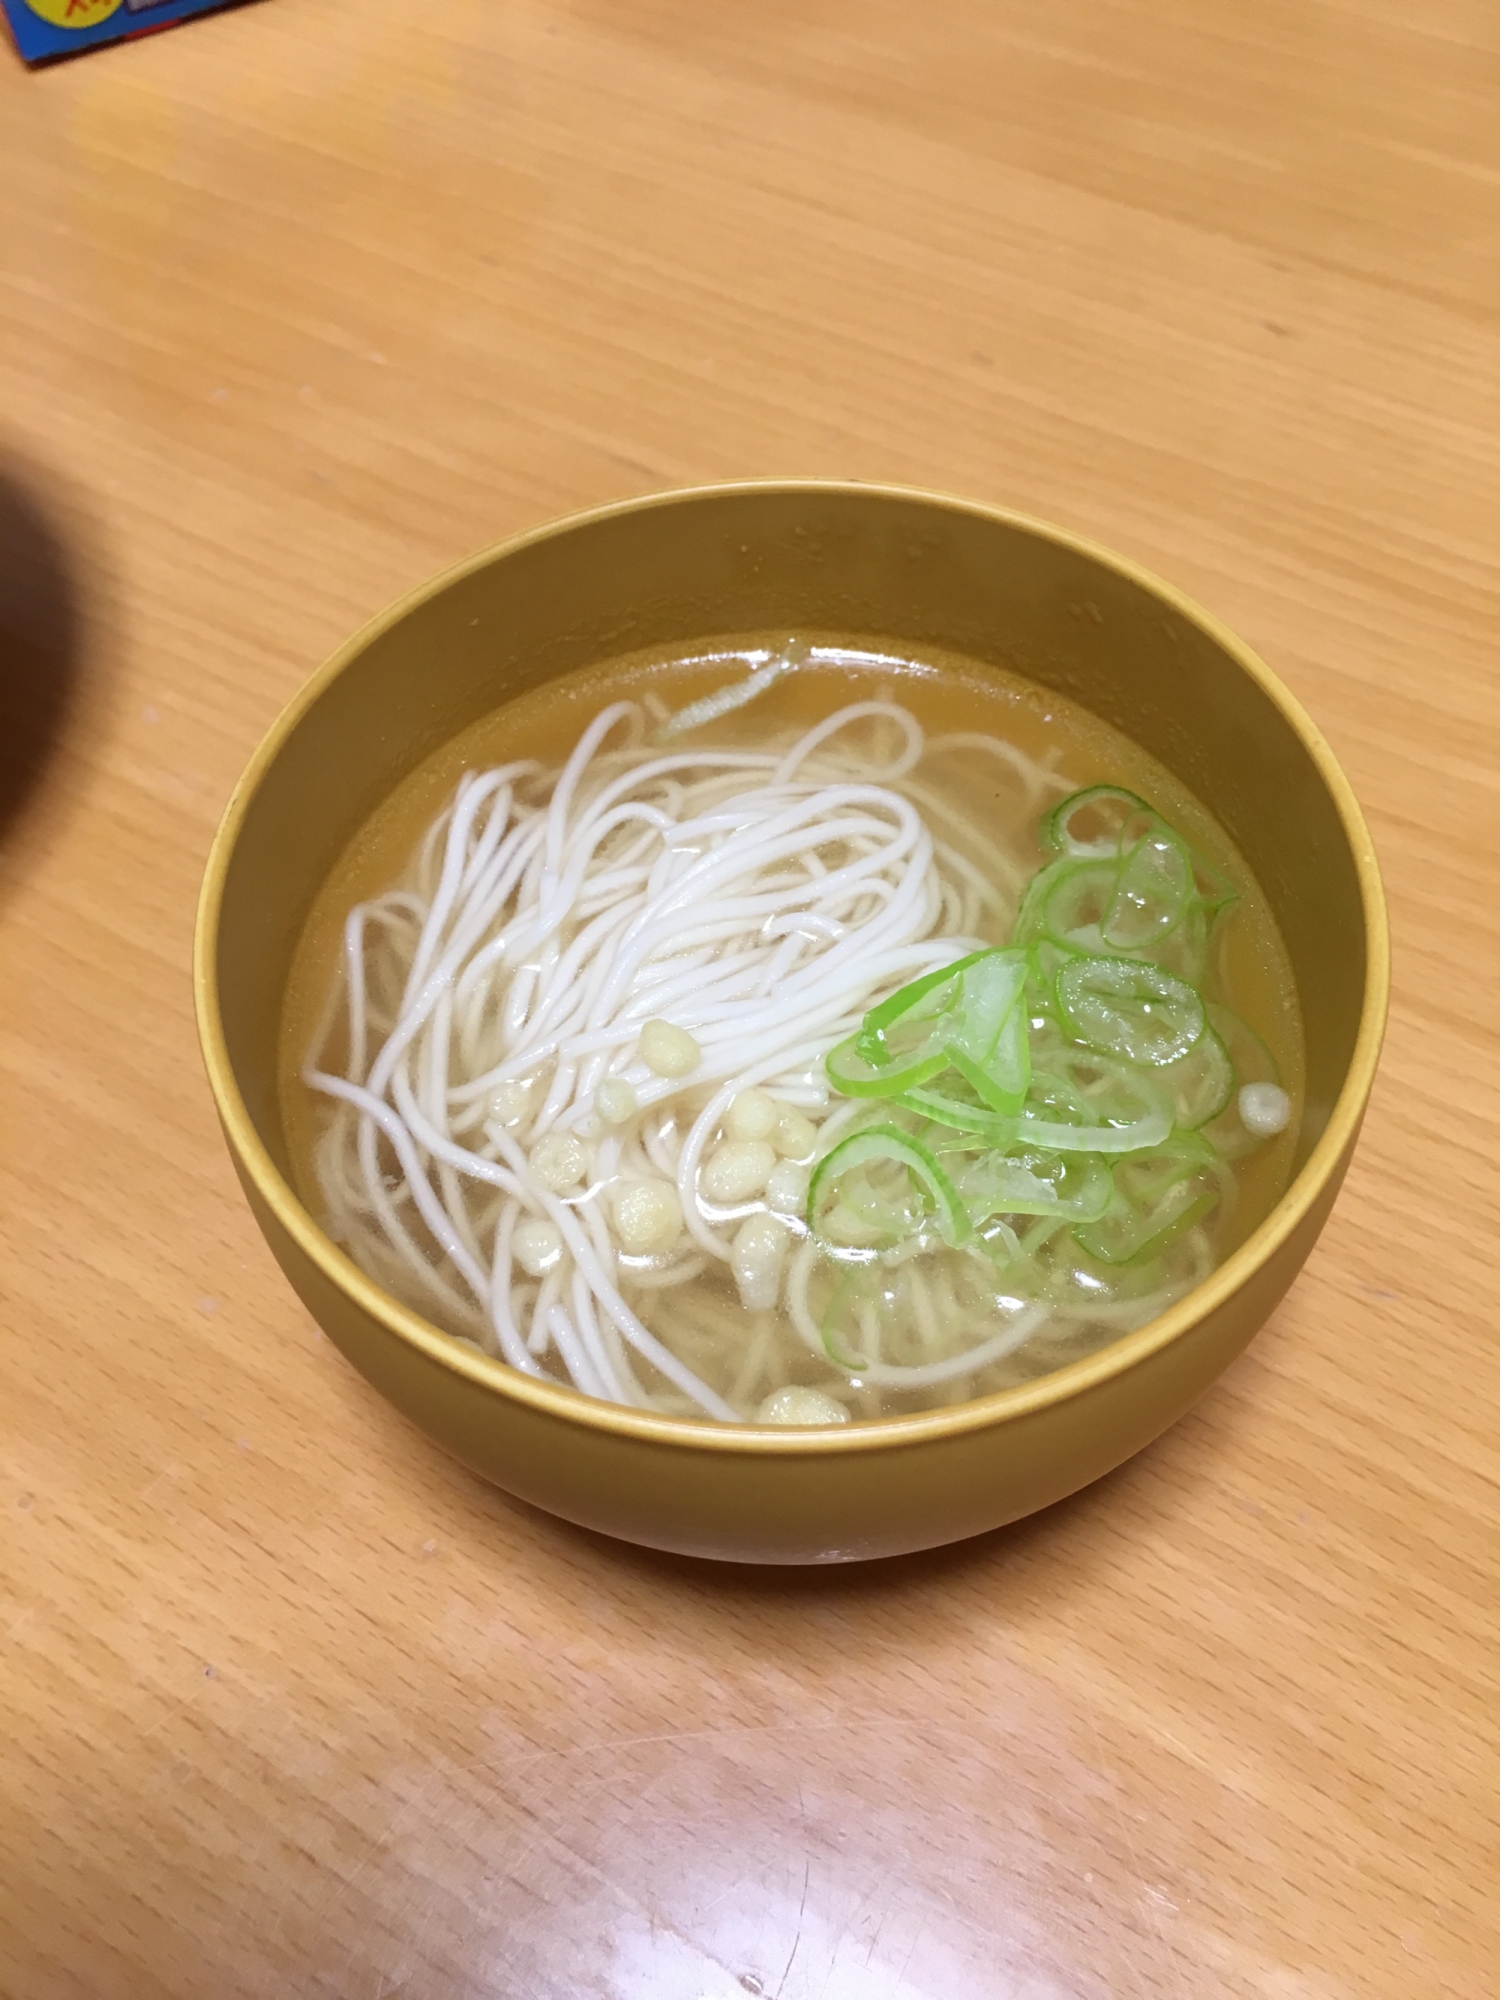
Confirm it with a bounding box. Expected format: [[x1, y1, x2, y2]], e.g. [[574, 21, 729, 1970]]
[[210, 483, 1375, 1284]]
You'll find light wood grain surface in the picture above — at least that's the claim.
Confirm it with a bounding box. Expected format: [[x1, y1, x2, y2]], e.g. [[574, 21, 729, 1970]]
[[1, 4, 1496, 1995]]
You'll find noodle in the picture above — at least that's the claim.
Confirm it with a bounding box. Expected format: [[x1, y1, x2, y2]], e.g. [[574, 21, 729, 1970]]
[[293, 647, 1300, 1425], [307, 696, 1030, 1419]]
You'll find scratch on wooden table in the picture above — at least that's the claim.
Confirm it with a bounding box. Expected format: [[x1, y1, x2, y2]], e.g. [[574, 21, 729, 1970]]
[[773, 1855, 810, 2000], [891, 1914, 927, 1997]]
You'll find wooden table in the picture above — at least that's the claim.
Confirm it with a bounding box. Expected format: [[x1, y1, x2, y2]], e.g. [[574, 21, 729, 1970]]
[[2, 5, 1495, 1994]]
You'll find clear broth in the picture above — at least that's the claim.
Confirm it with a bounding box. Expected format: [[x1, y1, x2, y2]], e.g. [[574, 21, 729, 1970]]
[[280, 636, 1304, 1420]]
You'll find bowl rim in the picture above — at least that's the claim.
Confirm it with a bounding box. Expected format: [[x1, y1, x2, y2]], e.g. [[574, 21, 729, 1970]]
[[194, 478, 1389, 1457]]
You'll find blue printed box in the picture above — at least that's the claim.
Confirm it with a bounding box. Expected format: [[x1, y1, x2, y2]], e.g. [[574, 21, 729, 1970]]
[[3, 0, 247, 63]]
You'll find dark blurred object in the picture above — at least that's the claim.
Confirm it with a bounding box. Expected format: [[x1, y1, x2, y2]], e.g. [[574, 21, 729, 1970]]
[[0, 458, 84, 853]]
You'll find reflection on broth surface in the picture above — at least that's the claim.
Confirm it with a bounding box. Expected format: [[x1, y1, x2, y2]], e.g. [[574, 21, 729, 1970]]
[[281, 637, 1303, 1423]]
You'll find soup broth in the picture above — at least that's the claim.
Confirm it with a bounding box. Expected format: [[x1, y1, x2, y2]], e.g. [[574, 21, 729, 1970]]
[[281, 637, 1303, 1423]]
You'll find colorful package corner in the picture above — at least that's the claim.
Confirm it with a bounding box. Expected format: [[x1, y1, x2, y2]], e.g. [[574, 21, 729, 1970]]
[[4, 0, 247, 64]]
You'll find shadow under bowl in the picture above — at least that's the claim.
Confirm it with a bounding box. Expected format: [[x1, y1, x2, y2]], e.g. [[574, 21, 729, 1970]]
[[195, 482, 1387, 1564]]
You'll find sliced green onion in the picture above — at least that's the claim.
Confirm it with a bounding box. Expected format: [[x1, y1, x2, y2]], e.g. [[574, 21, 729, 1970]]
[[897, 1085, 1018, 1140], [1200, 1005, 1282, 1158], [1018, 1107, 1172, 1154], [944, 951, 1028, 1065], [858, 950, 990, 1048], [1208, 1003, 1279, 1088], [826, 1033, 949, 1098], [1026, 1043, 1169, 1132], [1040, 860, 1119, 945], [905, 1044, 1171, 1151], [1074, 1185, 1217, 1266], [1154, 1023, 1234, 1129], [1102, 829, 1193, 950], [1073, 1132, 1225, 1265], [808, 1125, 971, 1248], [1114, 1127, 1217, 1196], [840, 1159, 923, 1230], [831, 951, 1033, 1112], [945, 949, 1030, 1111], [986, 990, 1032, 1109], [948, 984, 1030, 1116], [806, 782, 1266, 1339], [1015, 856, 1125, 955], [1039, 785, 1155, 859], [1191, 850, 1240, 917], [1148, 900, 1210, 984], [973, 1215, 1023, 1266], [1055, 956, 1205, 1067], [951, 1148, 1113, 1223]]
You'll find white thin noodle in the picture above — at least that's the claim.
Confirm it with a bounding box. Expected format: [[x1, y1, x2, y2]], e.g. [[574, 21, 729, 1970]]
[[304, 694, 1205, 1422]]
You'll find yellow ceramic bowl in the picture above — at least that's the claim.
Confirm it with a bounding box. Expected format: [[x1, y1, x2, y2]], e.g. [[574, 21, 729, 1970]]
[[195, 482, 1387, 1564]]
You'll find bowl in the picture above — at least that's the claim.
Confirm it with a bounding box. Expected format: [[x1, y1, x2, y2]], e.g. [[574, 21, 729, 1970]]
[[194, 482, 1387, 1564]]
